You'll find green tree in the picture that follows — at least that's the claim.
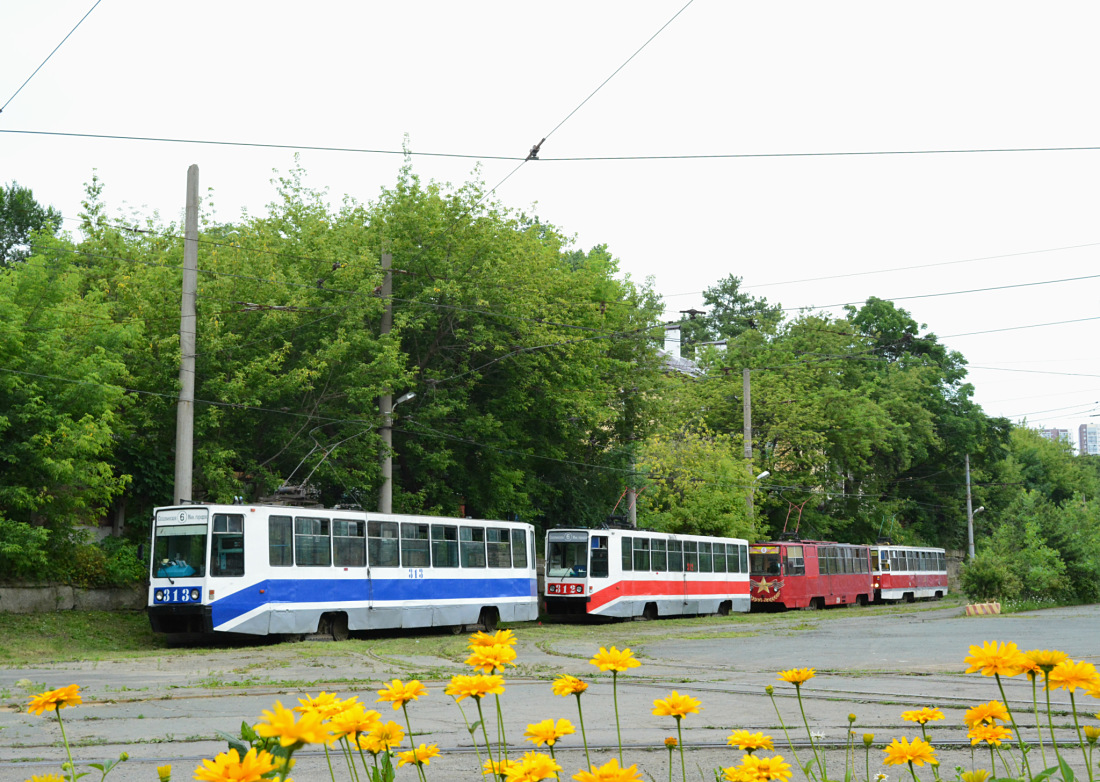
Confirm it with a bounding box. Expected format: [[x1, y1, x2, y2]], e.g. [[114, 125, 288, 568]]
[[0, 181, 61, 267]]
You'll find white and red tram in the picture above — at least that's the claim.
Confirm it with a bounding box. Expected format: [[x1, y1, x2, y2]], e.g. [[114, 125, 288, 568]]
[[870, 544, 948, 603], [542, 528, 750, 620]]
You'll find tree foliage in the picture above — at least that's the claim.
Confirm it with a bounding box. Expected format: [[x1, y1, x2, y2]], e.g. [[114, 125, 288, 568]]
[[0, 181, 61, 267]]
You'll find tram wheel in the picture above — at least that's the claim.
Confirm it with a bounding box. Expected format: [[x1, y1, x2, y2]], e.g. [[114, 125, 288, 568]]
[[329, 613, 350, 642], [717, 601, 732, 617], [642, 602, 658, 621], [478, 608, 499, 632]]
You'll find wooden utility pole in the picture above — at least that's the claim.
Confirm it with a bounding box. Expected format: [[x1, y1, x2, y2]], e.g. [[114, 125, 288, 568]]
[[378, 253, 394, 513], [173, 165, 199, 504]]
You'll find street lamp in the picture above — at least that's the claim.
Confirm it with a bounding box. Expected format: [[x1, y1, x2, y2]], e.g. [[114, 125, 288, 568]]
[[748, 470, 770, 521], [379, 391, 416, 513]]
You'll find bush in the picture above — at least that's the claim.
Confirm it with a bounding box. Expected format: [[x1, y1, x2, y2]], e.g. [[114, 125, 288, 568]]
[[959, 552, 1020, 602], [0, 516, 51, 581]]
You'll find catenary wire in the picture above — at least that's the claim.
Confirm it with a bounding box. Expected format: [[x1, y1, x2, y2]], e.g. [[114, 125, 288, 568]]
[[0, 0, 103, 114]]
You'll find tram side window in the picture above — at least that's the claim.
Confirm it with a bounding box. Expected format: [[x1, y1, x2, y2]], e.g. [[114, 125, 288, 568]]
[[708, 545, 726, 576], [843, 548, 854, 574], [785, 545, 805, 576], [621, 537, 633, 571], [590, 536, 609, 578], [401, 523, 431, 568], [368, 520, 400, 567], [211, 514, 245, 577], [511, 529, 528, 568], [739, 544, 748, 574], [684, 540, 698, 572], [295, 517, 331, 567], [824, 548, 838, 575], [432, 525, 459, 568], [859, 548, 869, 573], [668, 540, 683, 572], [651, 539, 667, 572], [726, 544, 739, 573], [269, 515, 293, 567], [460, 526, 486, 568], [486, 528, 512, 568], [689, 540, 703, 572], [333, 519, 366, 567], [937, 552, 945, 571], [693, 541, 708, 573], [633, 537, 651, 571]]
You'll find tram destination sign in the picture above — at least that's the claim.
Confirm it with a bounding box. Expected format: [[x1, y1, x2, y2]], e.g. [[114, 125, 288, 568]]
[[548, 531, 589, 542]]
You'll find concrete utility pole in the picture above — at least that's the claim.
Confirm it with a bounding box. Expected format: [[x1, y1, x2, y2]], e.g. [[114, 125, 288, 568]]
[[743, 368, 754, 518], [965, 453, 976, 559], [378, 253, 394, 514], [173, 165, 199, 505]]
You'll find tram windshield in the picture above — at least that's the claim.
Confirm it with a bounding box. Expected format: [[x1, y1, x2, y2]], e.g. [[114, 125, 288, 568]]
[[749, 547, 782, 576], [547, 535, 589, 578], [152, 523, 207, 578]]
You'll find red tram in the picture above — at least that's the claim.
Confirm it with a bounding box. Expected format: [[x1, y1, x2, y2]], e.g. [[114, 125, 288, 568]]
[[748, 540, 872, 610], [870, 544, 948, 602]]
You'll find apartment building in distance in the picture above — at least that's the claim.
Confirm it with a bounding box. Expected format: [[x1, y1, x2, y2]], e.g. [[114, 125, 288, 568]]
[[1080, 423, 1100, 456]]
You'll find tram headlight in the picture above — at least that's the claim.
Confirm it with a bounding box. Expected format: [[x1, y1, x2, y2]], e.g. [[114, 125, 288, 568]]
[[190, 588, 200, 601], [154, 590, 163, 602]]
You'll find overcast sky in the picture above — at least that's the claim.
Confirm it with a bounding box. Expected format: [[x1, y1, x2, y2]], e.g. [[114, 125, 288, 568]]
[[3, 1, 1100, 449]]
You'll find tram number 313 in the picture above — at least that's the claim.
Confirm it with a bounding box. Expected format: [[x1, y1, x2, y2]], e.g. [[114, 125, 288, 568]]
[[408, 568, 424, 579]]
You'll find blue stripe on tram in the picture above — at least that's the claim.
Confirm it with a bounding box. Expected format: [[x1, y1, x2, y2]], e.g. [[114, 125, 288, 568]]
[[211, 576, 537, 625]]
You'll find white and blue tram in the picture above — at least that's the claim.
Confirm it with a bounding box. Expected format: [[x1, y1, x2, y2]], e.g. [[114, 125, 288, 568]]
[[147, 503, 538, 638]]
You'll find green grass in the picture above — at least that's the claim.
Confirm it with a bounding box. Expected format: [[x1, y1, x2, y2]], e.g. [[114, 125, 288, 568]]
[[0, 596, 964, 668], [0, 610, 168, 664]]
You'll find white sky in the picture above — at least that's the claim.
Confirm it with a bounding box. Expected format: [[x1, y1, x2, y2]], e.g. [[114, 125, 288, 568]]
[[3, 1, 1100, 447]]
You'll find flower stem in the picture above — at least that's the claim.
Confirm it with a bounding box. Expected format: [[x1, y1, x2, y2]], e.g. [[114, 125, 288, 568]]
[[767, 688, 809, 779], [1044, 672, 1064, 767], [796, 686, 827, 781], [995, 672, 1032, 780], [323, 741, 336, 782], [864, 744, 871, 782], [612, 671, 625, 763], [676, 718, 687, 782], [495, 693, 509, 761], [575, 694, 592, 771], [401, 703, 427, 782], [1030, 673, 1048, 769], [1070, 691, 1094, 782], [919, 724, 940, 782], [453, 699, 484, 770], [907, 759, 919, 782], [56, 710, 76, 782], [475, 697, 498, 769]]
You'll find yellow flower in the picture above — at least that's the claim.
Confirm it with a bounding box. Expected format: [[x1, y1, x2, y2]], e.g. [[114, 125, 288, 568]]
[[1025, 649, 1068, 673], [1084, 725, 1100, 746], [194, 748, 277, 782], [328, 702, 381, 739], [665, 736, 678, 748], [777, 668, 815, 686], [26, 775, 66, 782], [255, 701, 332, 747], [882, 737, 937, 766], [552, 674, 589, 697], [295, 691, 351, 718], [589, 646, 641, 673], [484, 757, 519, 777], [863, 733, 875, 748], [466, 644, 518, 673], [357, 720, 405, 754], [1048, 660, 1100, 693], [446, 674, 506, 701], [376, 678, 428, 709], [27, 684, 82, 715], [723, 754, 792, 782], [968, 723, 1012, 746], [728, 730, 774, 751], [506, 751, 563, 782], [963, 700, 1010, 727], [469, 629, 518, 648], [397, 743, 440, 768], [652, 691, 702, 720], [524, 717, 576, 746], [900, 707, 945, 725], [573, 757, 643, 782], [964, 641, 1028, 677], [960, 771, 991, 782], [156, 764, 172, 782]]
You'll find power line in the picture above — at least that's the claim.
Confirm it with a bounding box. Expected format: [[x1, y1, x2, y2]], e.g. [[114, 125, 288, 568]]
[[943, 315, 1100, 339], [0, 0, 103, 114], [8, 127, 1100, 163], [969, 366, 1100, 379]]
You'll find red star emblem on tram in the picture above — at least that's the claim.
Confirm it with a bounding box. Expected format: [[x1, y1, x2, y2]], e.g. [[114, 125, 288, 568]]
[[751, 577, 784, 597]]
